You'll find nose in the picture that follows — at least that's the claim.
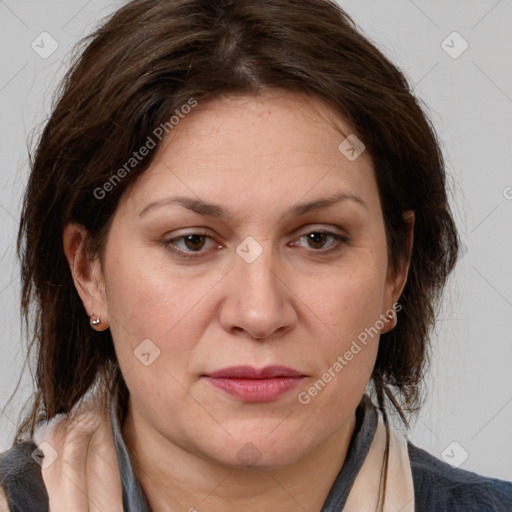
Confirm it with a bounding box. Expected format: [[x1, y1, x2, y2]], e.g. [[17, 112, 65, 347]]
[[218, 242, 298, 340]]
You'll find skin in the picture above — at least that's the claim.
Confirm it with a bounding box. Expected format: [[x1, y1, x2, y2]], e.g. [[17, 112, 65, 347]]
[[64, 90, 414, 512], [0, 489, 8, 512]]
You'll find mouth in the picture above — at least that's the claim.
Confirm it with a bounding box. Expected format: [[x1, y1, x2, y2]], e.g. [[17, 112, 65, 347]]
[[201, 365, 307, 402]]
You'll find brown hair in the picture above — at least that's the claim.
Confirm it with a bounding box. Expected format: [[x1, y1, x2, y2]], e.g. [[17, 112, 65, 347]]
[[15, 0, 459, 437]]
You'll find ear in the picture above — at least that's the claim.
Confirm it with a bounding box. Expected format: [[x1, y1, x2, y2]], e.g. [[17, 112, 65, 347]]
[[63, 223, 110, 331], [380, 210, 415, 334]]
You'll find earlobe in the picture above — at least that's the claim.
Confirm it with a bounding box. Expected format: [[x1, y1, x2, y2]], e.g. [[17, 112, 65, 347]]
[[382, 306, 398, 333], [62, 223, 110, 330]]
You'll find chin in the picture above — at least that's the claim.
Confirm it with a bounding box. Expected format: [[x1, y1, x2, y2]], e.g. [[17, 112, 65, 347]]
[[198, 430, 312, 470]]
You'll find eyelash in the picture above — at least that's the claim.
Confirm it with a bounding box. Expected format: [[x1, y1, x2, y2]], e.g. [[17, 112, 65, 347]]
[[162, 230, 349, 260]]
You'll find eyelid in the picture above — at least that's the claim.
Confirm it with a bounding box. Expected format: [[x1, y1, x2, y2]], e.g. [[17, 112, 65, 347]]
[[290, 229, 349, 250], [163, 229, 220, 257], [293, 224, 348, 238]]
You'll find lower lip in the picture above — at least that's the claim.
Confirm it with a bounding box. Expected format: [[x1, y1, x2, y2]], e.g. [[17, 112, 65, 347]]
[[202, 376, 305, 402]]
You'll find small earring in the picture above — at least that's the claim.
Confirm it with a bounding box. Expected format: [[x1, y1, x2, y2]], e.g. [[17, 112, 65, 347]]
[[89, 314, 101, 327]]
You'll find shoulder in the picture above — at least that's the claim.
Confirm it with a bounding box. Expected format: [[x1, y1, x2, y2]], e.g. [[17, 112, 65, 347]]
[[0, 441, 49, 511], [407, 441, 512, 512]]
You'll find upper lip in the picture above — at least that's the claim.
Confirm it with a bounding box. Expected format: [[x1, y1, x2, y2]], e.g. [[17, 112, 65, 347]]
[[204, 365, 305, 379]]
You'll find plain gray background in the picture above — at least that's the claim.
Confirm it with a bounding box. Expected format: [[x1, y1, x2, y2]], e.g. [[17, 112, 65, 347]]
[[0, 0, 511, 482]]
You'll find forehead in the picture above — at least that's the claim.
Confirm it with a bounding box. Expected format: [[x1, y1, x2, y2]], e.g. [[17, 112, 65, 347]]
[[157, 90, 360, 163], [118, 90, 380, 221]]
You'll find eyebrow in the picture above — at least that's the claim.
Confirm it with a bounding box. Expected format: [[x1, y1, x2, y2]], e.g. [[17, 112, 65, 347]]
[[138, 191, 368, 218]]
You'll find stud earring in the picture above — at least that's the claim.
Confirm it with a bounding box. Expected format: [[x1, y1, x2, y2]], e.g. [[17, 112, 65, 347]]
[[89, 314, 101, 327], [387, 308, 397, 328]]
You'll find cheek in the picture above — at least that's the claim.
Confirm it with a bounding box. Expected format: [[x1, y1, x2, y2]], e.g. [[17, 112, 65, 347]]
[[290, 279, 383, 450], [104, 242, 180, 332], [295, 280, 383, 423], [296, 259, 386, 393], [102, 242, 222, 371], [304, 259, 386, 343], [102, 253, 202, 413]]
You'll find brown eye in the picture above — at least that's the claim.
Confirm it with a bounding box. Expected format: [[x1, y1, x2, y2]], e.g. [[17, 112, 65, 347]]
[[163, 231, 221, 260], [183, 234, 207, 251], [293, 231, 348, 252], [306, 232, 329, 249]]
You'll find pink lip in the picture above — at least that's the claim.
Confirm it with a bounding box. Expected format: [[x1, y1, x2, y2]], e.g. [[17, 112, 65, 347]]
[[205, 365, 304, 379], [202, 365, 306, 402]]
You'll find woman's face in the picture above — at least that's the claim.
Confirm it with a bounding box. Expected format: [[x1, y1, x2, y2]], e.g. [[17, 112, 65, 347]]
[[83, 91, 409, 468]]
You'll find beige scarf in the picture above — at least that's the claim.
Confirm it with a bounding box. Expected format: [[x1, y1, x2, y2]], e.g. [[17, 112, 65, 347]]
[[32, 401, 414, 512], [344, 410, 415, 511]]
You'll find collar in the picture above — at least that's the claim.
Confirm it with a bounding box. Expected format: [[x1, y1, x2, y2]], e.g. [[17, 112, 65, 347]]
[[110, 388, 151, 511]]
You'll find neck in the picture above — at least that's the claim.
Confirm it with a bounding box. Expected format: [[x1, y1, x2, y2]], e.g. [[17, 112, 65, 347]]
[[122, 405, 357, 512]]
